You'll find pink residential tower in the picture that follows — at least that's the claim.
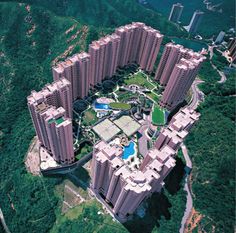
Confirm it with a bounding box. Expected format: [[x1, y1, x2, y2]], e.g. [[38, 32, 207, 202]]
[[52, 52, 91, 100], [159, 56, 205, 110]]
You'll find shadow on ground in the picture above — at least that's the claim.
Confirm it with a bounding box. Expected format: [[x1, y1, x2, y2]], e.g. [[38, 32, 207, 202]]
[[123, 157, 185, 233]]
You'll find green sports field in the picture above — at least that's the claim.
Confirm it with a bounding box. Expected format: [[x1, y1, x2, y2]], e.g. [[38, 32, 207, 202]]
[[152, 105, 165, 125]]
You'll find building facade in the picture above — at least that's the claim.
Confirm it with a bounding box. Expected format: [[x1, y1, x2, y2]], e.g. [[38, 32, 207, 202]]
[[159, 55, 205, 110], [116, 23, 163, 72], [227, 38, 236, 63], [52, 52, 91, 100], [185, 10, 204, 34], [27, 90, 74, 164], [168, 3, 184, 23]]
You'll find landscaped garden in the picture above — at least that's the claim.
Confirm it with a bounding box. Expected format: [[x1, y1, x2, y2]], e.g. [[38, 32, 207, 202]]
[[81, 108, 98, 126], [124, 72, 155, 90], [147, 92, 160, 103]]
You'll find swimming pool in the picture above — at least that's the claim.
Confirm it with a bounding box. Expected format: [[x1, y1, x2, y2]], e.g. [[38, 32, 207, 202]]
[[122, 141, 135, 160], [94, 102, 111, 110]]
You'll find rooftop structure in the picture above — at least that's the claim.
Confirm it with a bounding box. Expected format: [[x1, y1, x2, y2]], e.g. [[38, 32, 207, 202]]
[[227, 38, 236, 63], [28, 78, 72, 118], [168, 3, 184, 23]]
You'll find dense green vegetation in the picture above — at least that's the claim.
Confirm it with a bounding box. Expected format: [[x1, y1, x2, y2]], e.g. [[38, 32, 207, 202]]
[[147, 0, 235, 37], [185, 57, 235, 232], [0, 2, 78, 232], [51, 200, 128, 233], [75, 142, 93, 160], [11, 0, 186, 37]]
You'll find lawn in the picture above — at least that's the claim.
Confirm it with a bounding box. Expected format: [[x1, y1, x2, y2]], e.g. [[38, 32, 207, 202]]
[[147, 92, 160, 103], [82, 108, 98, 125], [152, 105, 165, 125], [124, 72, 155, 90], [109, 102, 131, 110]]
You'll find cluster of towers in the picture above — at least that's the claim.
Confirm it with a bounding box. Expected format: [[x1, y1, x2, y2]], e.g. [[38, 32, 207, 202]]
[[155, 43, 205, 110], [27, 78, 74, 164], [169, 3, 204, 34], [91, 107, 200, 221], [52, 22, 163, 100], [28, 22, 163, 165], [27, 22, 204, 167]]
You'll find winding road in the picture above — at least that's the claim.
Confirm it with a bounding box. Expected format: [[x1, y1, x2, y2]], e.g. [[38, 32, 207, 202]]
[[189, 79, 205, 109], [179, 145, 193, 233], [179, 78, 203, 233], [0, 208, 11, 233]]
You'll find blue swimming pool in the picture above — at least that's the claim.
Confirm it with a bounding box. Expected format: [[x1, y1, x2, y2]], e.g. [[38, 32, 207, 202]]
[[94, 102, 110, 110], [122, 141, 135, 160]]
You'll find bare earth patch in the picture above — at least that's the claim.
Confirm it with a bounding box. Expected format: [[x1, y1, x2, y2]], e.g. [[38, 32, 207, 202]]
[[25, 137, 41, 176]]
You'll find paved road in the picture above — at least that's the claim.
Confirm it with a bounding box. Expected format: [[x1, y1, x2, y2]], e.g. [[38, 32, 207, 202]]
[[0, 208, 11, 233], [211, 62, 227, 83], [179, 78, 204, 232], [179, 144, 193, 233], [189, 79, 204, 110]]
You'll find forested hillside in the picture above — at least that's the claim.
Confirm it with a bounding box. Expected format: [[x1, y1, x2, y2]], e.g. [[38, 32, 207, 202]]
[[185, 59, 235, 232]]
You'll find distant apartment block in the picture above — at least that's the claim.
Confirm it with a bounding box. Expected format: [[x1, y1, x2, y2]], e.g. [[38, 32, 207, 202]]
[[227, 38, 236, 63], [168, 3, 184, 23], [215, 31, 225, 44], [185, 10, 204, 34], [91, 107, 200, 222]]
